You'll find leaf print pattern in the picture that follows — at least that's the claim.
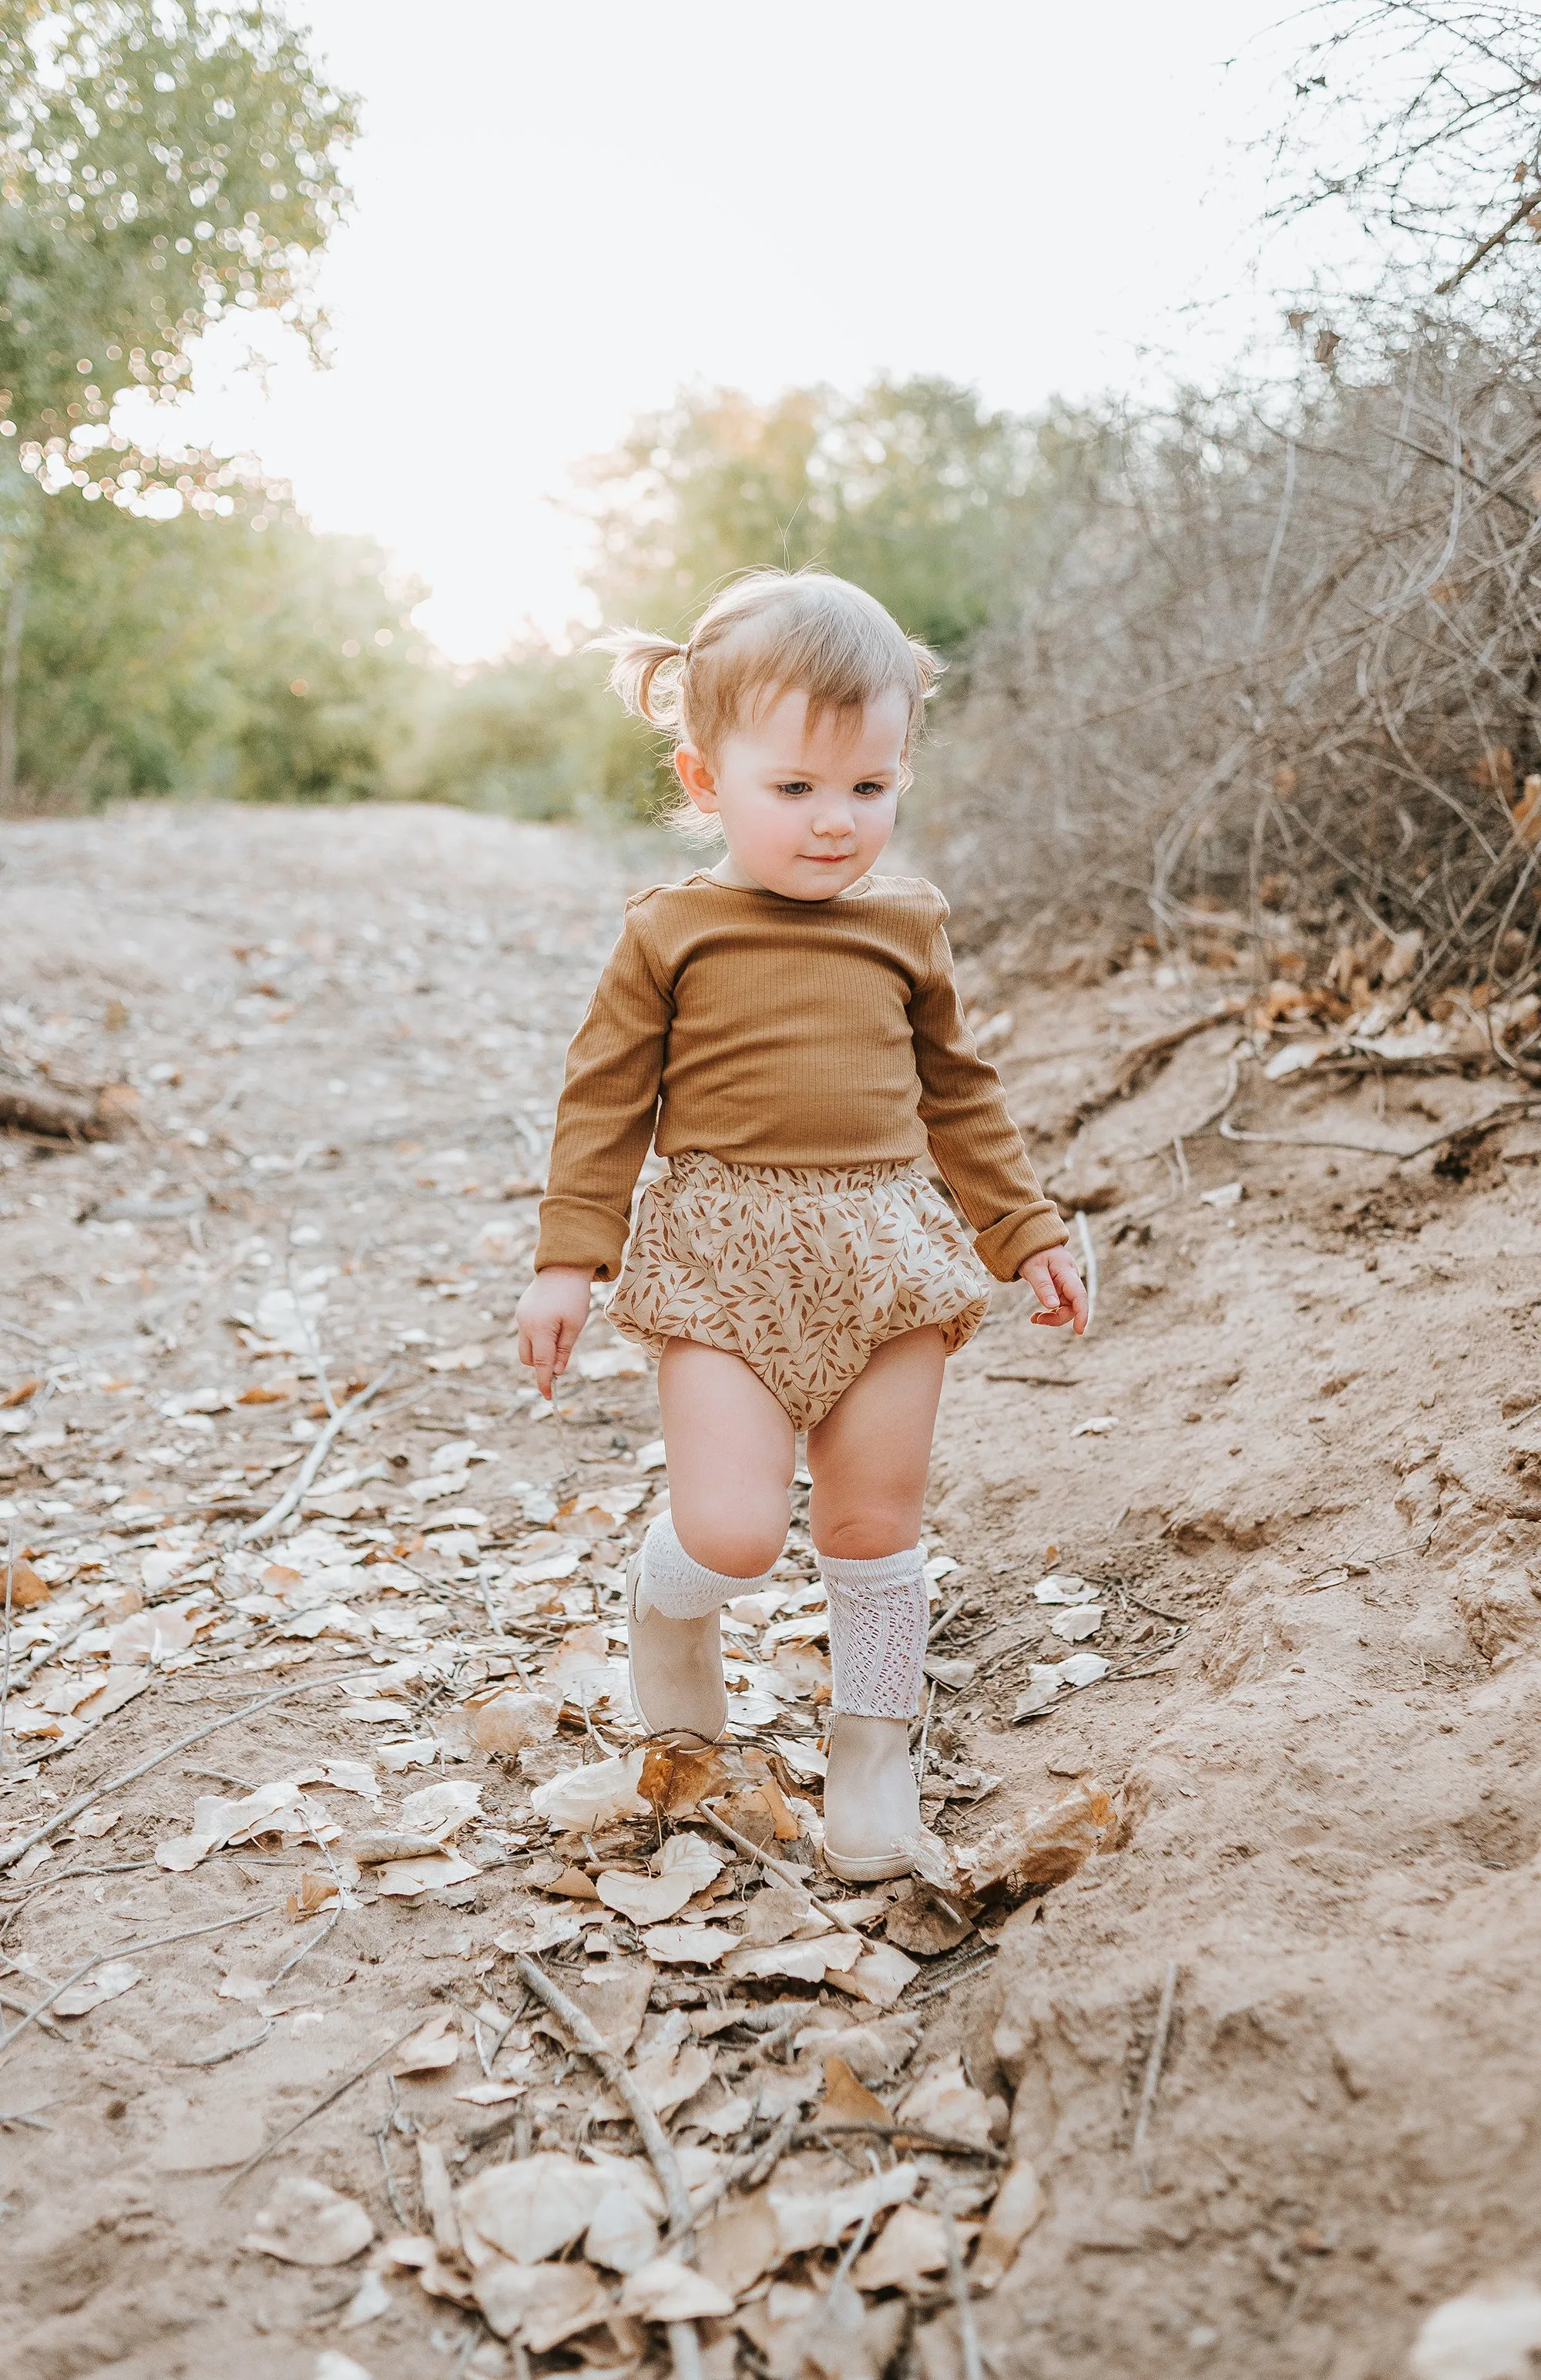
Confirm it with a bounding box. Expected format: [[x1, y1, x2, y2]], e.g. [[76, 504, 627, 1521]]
[[606, 1152, 992, 1431]]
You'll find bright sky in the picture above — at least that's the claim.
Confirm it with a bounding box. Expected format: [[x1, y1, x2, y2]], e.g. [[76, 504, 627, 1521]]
[[166, 1, 1324, 660]]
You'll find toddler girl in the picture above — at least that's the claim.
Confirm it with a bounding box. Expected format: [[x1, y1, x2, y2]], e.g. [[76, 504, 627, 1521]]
[[516, 571, 1086, 1879]]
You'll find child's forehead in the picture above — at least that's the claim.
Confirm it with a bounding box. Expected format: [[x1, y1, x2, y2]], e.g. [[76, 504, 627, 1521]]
[[734, 680, 909, 763]]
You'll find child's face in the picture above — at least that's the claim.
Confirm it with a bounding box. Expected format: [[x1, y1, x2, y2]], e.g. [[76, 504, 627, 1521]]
[[676, 685, 908, 901]]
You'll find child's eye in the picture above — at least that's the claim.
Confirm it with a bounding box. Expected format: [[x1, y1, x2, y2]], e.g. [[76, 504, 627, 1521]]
[[853, 780, 890, 797], [775, 780, 813, 797]]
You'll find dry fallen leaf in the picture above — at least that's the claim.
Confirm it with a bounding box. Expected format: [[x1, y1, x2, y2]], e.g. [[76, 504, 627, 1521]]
[[470, 2257, 612, 2350], [639, 1740, 731, 1817], [831, 1942, 919, 2009], [374, 1851, 479, 1899], [897, 2054, 995, 2149], [818, 2054, 893, 2129], [850, 2202, 956, 2292], [629, 2036, 714, 2120], [472, 1689, 559, 1757], [770, 2163, 918, 2257], [969, 2159, 1042, 2288], [244, 2176, 374, 2267], [530, 1750, 648, 1831], [5, 1557, 52, 1610], [619, 2256, 734, 2322], [456, 2153, 615, 2264], [393, 2010, 460, 2075], [566, 1961, 655, 2057], [54, 1958, 142, 2018], [696, 2190, 784, 2299], [583, 2187, 659, 2274], [594, 1869, 697, 1925], [70, 1807, 122, 1840], [286, 1870, 340, 1920], [905, 1781, 1114, 1907], [640, 1923, 738, 1969], [399, 1780, 482, 1839]]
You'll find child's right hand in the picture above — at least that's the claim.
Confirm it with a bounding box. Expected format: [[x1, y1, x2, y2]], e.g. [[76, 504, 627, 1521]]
[[515, 1266, 594, 1399]]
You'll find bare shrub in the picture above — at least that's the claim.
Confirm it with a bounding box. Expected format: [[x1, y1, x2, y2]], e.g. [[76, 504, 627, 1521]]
[[930, 321, 1541, 1065]]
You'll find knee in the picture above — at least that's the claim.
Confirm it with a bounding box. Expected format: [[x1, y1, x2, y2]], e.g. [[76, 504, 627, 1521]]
[[814, 1509, 921, 1563], [674, 1505, 787, 1580]]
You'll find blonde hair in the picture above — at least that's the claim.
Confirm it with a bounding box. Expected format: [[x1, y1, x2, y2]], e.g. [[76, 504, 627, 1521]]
[[596, 571, 942, 825]]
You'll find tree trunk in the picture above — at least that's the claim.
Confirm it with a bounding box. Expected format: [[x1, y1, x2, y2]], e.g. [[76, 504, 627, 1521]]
[[0, 563, 27, 810]]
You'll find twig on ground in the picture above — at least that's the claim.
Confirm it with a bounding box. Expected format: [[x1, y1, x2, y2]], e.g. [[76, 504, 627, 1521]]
[[513, 1952, 703, 2380], [1, 1518, 15, 1757], [0, 1670, 359, 1872], [1218, 1094, 1541, 1166], [241, 1369, 394, 1542], [220, 2012, 429, 2193], [914, 1679, 937, 1788], [1076, 1210, 1098, 1328], [1133, 1958, 1180, 2194], [942, 2201, 985, 2380], [174, 2019, 273, 2069], [699, 1805, 864, 1937], [0, 1900, 281, 2056], [791, 2118, 1006, 2163]]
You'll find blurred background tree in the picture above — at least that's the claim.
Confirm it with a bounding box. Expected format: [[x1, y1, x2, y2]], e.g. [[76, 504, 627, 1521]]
[[0, 0, 364, 804], [461, 376, 1103, 823]]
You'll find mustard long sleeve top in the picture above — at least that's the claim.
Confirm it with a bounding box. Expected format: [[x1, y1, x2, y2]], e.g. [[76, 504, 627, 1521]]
[[535, 871, 1067, 1283]]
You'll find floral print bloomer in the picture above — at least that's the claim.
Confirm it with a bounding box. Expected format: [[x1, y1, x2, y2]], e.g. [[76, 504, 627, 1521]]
[[605, 1150, 993, 1432]]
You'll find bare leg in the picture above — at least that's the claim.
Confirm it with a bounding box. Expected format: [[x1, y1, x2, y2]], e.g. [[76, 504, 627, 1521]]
[[629, 1340, 794, 1737], [807, 1328, 945, 1877], [658, 1339, 796, 1576], [806, 1324, 945, 1559]]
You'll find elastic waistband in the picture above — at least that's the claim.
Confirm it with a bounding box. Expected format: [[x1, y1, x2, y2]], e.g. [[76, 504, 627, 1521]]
[[666, 1150, 926, 1194]]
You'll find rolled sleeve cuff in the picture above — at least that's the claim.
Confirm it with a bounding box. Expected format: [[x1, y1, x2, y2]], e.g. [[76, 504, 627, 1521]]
[[972, 1201, 1069, 1282], [534, 1196, 627, 1282]]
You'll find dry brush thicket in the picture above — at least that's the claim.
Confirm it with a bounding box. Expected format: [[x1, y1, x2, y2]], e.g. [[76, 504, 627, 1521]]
[[939, 324, 1541, 1068]]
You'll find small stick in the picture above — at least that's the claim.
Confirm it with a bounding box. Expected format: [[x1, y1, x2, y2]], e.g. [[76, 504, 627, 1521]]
[[1, 1518, 15, 1757], [927, 1592, 971, 1647], [242, 1368, 394, 1542], [0, 1900, 281, 2056], [0, 1669, 359, 1872], [1076, 1210, 1098, 1328], [513, 1952, 702, 2380], [788, 2118, 1006, 2164], [220, 2012, 430, 2193], [10, 1606, 102, 1694], [700, 1805, 864, 1937], [1133, 1958, 1180, 2194], [914, 1678, 938, 1788], [942, 2202, 985, 2380]]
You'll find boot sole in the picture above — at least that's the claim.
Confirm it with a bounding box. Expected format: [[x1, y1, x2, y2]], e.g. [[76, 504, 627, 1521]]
[[822, 1841, 916, 1883]]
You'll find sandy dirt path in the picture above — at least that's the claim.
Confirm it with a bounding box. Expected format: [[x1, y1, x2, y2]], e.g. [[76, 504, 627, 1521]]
[[2, 804, 1539, 2380]]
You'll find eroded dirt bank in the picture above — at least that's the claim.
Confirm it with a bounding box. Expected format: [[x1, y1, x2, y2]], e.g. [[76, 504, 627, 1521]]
[[1, 804, 1539, 2380]]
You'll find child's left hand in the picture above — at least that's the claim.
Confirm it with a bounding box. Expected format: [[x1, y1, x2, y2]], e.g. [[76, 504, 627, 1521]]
[[1019, 1247, 1089, 1333]]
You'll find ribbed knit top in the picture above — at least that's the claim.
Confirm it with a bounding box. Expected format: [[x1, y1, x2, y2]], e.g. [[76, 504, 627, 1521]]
[[535, 871, 1067, 1283]]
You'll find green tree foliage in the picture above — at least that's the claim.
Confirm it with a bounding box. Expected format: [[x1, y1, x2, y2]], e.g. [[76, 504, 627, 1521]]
[[12, 493, 424, 806], [0, 1, 354, 464], [578, 376, 1069, 656], [538, 375, 1103, 818], [0, 1, 356, 804]]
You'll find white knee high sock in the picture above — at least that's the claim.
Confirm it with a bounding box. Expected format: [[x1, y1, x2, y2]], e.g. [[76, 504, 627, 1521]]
[[638, 1515, 780, 1619], [818, 1544, 928, 1719]]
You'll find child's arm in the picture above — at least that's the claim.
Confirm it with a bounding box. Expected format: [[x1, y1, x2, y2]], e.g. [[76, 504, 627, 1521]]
[[534, 909, 673, 1282], [517, 1265, 593, 1399], [910, 921, 1088, 1330], [517, 911, 671, 1397]]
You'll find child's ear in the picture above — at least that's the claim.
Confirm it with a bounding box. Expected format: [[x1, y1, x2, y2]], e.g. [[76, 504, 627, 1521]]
[[674, 745, 718, 813]]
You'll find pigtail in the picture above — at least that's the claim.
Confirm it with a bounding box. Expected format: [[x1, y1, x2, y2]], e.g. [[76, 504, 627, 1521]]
[[592, 626, 690, 731]]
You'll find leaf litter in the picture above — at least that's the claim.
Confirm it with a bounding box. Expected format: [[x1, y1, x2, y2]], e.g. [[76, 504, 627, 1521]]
[[0, 808, 1225, 2380]]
